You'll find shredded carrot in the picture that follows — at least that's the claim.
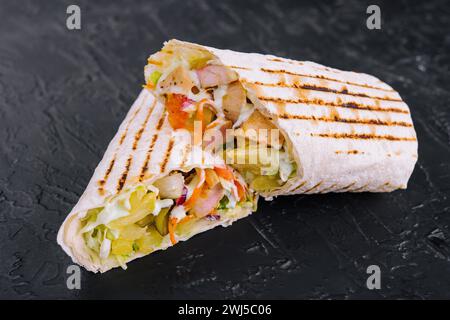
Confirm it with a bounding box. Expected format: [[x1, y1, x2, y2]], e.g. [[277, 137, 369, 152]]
[[179, 214, 194, 224], [214, 166, 234, 181], [234, 180, 246, 201], [184, 184, 204, 210], [168, 217, 178, 245]]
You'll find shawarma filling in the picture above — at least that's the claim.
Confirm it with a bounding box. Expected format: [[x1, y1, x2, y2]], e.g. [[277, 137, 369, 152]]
[[144, 47, 297, 192], [81, 167, 255, 268]]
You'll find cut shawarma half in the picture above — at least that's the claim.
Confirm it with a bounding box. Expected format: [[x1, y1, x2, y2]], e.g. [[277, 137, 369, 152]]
[[144, 39, 418, 198], [57, 90, 256, 273]]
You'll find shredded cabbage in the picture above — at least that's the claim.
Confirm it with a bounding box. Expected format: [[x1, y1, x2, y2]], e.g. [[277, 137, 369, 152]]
[[81, 189, 135, 233], [279, 150, 295, 182], [99, 237, 111, 259], [170, 205, 186, 221]]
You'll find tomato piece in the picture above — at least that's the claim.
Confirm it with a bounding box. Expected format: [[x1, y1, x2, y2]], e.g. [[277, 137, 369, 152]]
[[166, 94, 189, 129]]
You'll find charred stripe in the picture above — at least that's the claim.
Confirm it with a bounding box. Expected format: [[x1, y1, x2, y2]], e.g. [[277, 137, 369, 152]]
[[279, 113, 412, 127], [311, 132, 416, 141], [160, 138, 175, 173], [260, 68, 395, 92], [247, 81, 402, 102], [258, 96, 409, 114]]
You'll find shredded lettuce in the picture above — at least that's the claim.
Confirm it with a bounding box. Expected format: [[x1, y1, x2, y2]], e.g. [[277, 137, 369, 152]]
[[81, 188, 137, 233], [278, 150, 295, 182], [170, 205, 186, 221], [99, 237, 111, 259], [81, 185, 158, 263], [115, 255, 128, 270]]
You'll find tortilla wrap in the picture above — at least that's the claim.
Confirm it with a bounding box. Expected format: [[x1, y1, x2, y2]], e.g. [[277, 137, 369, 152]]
[[57, 89, 254, 273], [145, 40, 418, 198]]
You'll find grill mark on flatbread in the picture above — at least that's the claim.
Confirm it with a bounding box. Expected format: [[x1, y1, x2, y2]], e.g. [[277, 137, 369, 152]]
[[139, 114, 166, 181], [115, 99, 159, 192], [160, 138, 174, 173], [246, 81, 402, 102], [98, 157, 116, 195], [266, 58, 386, 82], [267, 57, 338, 72], [351, 184, 369, 192], [117, 156, 132, 192], [258, 96, 409, 114], [311, 133, 416, 142], [180, 142, 191, 168], [380, 182, 392, 190], [335, 150, 365, 155], [267, 57, 304, 66], [97, 94, 149, 193], [318, 183, 337, 194], [278, 113, 412, 128], [260, 68, 395, 92], [119, 106, 143, 145], [290, 181, 307, 192], [133, 99, 157, 150], [334, 182, 356, 192], [226, 65, 252, 71], [304, 182, 323, 193]]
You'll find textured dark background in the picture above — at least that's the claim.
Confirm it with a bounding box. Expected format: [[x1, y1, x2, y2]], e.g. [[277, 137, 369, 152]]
[[1, 0, 449, 299]]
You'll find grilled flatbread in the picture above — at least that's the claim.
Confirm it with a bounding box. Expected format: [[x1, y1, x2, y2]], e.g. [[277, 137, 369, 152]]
[[144, 40, 418, 198], [57, 90, 256, 272]]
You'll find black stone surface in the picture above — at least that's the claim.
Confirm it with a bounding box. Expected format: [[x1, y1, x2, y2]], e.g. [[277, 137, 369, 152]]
[[1, 0, 449, 299]]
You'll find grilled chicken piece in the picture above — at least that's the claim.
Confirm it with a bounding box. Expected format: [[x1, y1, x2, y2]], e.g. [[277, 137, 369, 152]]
[[158, 65, 195, 93], [196, 65, 237, 88], [204, 118, 233, 149], [153, 173, 184, 199], [190, 184, 225, 218], [241, 110, 284, 149], [222, 81, 247, 123]]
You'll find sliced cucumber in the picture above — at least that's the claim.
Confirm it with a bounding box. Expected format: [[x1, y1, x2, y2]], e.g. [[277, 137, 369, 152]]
[[155, 207, 170, 236], [250, 175, 281, 192], [136, 214, 155, 227]]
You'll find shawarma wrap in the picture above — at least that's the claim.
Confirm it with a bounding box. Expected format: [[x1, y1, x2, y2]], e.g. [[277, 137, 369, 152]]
[[144, 40, 418, 198], [57, 90, 256, 273]]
